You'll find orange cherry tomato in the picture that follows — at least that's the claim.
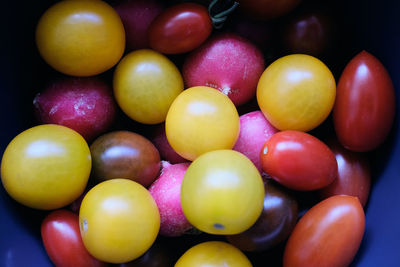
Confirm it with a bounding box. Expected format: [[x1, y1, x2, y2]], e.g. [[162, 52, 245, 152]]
[[36, 0, 125, 76]]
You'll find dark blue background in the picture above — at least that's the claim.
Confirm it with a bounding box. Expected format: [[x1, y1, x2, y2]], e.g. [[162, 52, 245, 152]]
[[0, 0, 399, 266]]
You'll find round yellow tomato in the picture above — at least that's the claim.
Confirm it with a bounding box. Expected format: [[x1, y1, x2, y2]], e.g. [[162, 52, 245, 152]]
[[1, 124, 91, 210], [113, 49, 184, 124], [256, 54, 336, 132], [165, 86, 239, 161], [79, 179, 160, 264], [181, 150, 264, 235], [175, 241, 252, 267], [36, 0, 125, 76]]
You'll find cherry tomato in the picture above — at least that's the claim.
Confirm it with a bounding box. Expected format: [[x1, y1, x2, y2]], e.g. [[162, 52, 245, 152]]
[[256, 54, 336, 132], [148, 3, 212, 54], [227, 179, 298, 251], [36, 0, 125, 76], [165, 86, 239, 161], [175, 241, 252, 267], [282, 9, 333, 56], [41, 210, 105, 267], [181, 150, 264, 235], [1, 124, 91, 210], [79, 179, 160, 264], [90, 131, 161, 187], [283, 195, 365, 267], [113, 49, 184, 124], [333, 51, 396, 152], [237, 0, 301, 20], [260, 130, 337, 191], [319, 139, 371, 207]]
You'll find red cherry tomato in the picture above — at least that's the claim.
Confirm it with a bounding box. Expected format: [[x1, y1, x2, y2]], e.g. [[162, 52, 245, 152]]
[[319, 139, 371, 207], [333, 50, 396, 152], [283, 195, 365, 267], [260, 130, 337, 191], [148, 3, 212, 54], [41, 209, 105, 267]]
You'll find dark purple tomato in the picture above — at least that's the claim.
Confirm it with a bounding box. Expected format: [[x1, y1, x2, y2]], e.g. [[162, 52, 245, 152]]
[[148, 3, 212, 54], [282, 9, 332, 56], [333, 50, 396, 152], [260, 130, 338, 191], [117, 238, 173, 267], [41, 210, 106, 267], [283, 195, 365, 267], [237, 0, 302, 20], [90, 131, 161, 187], [226, 179, 298, 251], [319, 139, 371, 207]]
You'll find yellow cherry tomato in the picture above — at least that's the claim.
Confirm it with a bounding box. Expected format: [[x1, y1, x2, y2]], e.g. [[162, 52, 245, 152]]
[[113, 49, 184, 124], [165, 86, 239, 161], [36, 0, 125, 76], [256, 54, 336, 132], [79, 179, 160, 264], [175, 241, 253, 267], [1, 124, 91, 210], [181, 150, 264, 235]]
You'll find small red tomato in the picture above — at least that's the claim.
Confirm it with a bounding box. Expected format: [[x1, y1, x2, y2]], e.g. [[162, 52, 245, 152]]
[[283, 195, 365, 267], [319, 139, 371, 206], [333, 50, 396, 152], [148, 3, 212, 54], [41, 210, 105, 267], [260, 130, 337, 191]]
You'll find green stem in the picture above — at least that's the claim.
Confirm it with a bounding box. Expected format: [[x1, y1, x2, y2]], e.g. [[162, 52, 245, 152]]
[[209, 0, 239, 29]]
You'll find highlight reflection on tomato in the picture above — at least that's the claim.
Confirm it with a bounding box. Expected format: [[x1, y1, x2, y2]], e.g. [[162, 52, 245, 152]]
[[260, 130, 337, 191], [283, 195, 365, 267], [165, 86, 239, 161], [79, 179, 160, 264], [181, 150, 264, 235], [36, 0, 125, 76], [333, 50, 396, 152], [41, 210, 105, 267], [257, 54, 336, 132], [148, 3, 212, 54], [1, 124, 91, 210], [227, 179, 298, 251]]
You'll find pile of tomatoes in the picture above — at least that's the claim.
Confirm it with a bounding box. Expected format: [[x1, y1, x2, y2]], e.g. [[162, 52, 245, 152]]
[[0, 0, 397, 266]]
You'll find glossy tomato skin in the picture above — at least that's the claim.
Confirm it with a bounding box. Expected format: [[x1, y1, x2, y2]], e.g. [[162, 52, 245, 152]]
[[333, 51, 396, 152], [227, 179, 298, 251], [79, 179, 160, 264], [283, 195, 365, 267], [1, 124, 91, 210], [90, 131, 161, 187], [41, 210, 105, 267], [149, 3, 212, 54], [319, 139, 371, 207], [165, 86, 239, 161], [257, 54, 336, 132], [113, 49, 184, 124], [260, 130, 337, 191], [181, 150, 265, 235], [175, 241, 252, 267], [36, 0, 125, 76]]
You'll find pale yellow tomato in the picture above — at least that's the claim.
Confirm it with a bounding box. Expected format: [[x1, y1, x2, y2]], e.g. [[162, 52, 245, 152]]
[[113, 49, 184, 124], [1, 124, 91, 210], [256, 54, 336, 132], [175, 241, 253, 267], [165, 86, 239, 161], [79, 179, 160, 264], [36, 0, 125, 76], [181, 150, 264, 235]]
